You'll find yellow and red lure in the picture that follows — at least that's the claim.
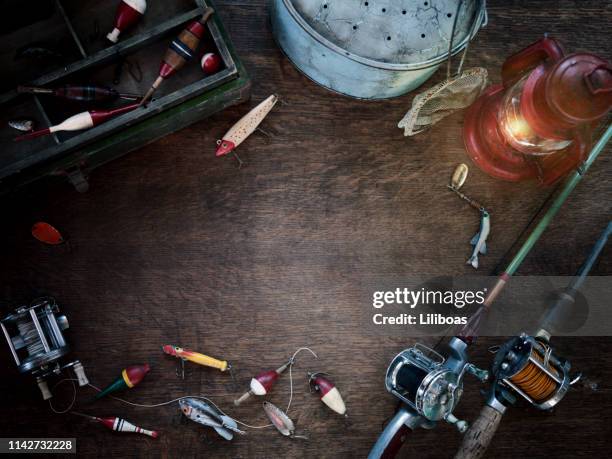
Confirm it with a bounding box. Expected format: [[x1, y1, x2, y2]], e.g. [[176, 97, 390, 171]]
[[162, 345, 232, 379]]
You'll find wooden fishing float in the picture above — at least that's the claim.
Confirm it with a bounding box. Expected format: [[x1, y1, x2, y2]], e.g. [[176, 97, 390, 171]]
[[107, 0, 148, 43], [309, 372, 347, 416], [14, 103, 139, 141], [234, 359, 292, 406], [18, 84, 141, 102], [94, 364, 150, 400], [73, 412, 158, 438], [140, 7, 214, 105]]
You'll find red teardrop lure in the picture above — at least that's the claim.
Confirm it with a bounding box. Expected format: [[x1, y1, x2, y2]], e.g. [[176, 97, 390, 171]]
[[31, 222, 65, 245]]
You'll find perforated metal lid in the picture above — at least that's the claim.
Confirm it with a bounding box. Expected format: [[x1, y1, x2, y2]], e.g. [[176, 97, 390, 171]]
[[285, 0, 486, 70]]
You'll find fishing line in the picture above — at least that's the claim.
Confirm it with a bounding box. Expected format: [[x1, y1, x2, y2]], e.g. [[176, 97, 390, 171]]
[[48, 378, 77, 414], [286, 347, 318, 414]]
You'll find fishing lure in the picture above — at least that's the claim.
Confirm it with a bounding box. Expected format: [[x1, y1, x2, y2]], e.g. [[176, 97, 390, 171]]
[[467, 210, 490, 269], [234, 358, 292, 406], [31, 222, 65, 245], [448, 164, 487, 212], [141, 8, 214, 104], [8, 119, 34, 132], [215, 94, 278, 158], [73, 412, 158, 438], [179, 398, 244, 440], [94, 364, 150, 400], [162, 344, 233, 380], [308, 372, 347, 416], [107, 0, 147, 43], [18, 85, 140, 103], [14, 103, 139, 141], [262, 402, 307, 439], [451, 163, 469, 189]]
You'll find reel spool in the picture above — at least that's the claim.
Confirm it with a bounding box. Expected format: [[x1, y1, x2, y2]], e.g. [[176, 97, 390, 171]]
[[1, 298, 88, 400], [386, 339, 488, 432], [492, 334, 572, 410]]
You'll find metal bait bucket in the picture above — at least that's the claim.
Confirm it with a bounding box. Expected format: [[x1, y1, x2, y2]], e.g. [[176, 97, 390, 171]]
[[270, 0, 487, 99]]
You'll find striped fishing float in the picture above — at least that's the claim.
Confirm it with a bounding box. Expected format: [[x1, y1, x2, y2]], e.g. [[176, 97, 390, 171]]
[[73, 412, 158, 438], [14, 103, 139, 141], [17, 85, 141, 103], [140, 7, 214, 105], [107, 0, 148, 43]]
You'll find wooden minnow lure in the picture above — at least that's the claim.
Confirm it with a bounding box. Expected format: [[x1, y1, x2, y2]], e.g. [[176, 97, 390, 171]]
[[8, 119, 34, 132], [308, 372, 347, 416], [162, 344, 232, 379], [262, 402, 307, 439], [234, 358, 292, 406], [18, 85, 141, 102], [107, 0, 147, 43], [467, 210, 490, 269], [94, 364, 150, 400], [73, 412, 158, 438], [215, 94, 278, 157], [140, 8, 214, 105], [14, 103, 139, 141], [179, 398, 244, 440], [31, 222, 65, 245]]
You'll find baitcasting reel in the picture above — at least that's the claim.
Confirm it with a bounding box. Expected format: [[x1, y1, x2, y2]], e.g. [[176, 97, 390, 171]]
[[387, 339, 489, 431], [369, 338, 488, 459], [1, 297, 88, 400], [488, 333, 577, 411], [454, 334, 580, 459]]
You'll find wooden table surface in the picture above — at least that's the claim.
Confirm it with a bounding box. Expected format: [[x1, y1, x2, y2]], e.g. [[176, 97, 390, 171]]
[[1, 1, 611, 458]]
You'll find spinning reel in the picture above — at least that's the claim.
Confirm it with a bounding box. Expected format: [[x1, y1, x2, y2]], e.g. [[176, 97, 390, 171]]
[[1, 298, 88, 400], [369, 338, 488, 459]]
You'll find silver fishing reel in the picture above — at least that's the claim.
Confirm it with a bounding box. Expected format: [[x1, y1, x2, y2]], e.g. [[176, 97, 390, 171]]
[[490, 334, 577, 411], [1, 298, 88, 400], [385, 338, 488, 432]]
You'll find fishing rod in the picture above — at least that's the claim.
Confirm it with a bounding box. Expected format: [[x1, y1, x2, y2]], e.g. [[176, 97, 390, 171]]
[[454, 220, 612, 459], [368, 123, 612, 459]]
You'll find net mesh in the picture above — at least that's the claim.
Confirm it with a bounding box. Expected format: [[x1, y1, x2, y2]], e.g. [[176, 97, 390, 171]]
[[398, 67, 488, 136]]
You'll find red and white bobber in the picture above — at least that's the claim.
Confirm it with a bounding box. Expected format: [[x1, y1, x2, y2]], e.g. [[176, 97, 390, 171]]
[[234, 360, 291, 405], [309, 372, 347, 416], [107, 0, 148, 44], [201, 52, 222, 76]]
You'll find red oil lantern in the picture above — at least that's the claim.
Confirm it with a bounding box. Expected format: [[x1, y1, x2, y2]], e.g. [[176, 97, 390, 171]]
[[464, 37, 612, 184]]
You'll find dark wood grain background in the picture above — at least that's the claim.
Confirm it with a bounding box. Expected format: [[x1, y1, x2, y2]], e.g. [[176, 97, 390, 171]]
[[1, 1, 611, 458]]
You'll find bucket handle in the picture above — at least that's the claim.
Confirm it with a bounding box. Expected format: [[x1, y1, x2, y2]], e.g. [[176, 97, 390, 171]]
[[447, 0, 488, 78]]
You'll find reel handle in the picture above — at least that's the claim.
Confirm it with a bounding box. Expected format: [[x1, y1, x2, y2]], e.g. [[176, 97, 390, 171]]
[[454, 405, 504, 459], [368, 406, 432, 459]]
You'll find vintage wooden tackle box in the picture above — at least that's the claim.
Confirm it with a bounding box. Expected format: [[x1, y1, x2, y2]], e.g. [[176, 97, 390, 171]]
[[0, 0, 250, 193]]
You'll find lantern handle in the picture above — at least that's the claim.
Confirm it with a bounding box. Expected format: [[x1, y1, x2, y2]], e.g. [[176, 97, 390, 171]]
[[501, 36, 565, 88], [584, 64, 612, 95]]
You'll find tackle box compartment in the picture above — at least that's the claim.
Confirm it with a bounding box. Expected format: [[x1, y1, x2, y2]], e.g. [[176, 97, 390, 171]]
[[0, 0, 251, 193]]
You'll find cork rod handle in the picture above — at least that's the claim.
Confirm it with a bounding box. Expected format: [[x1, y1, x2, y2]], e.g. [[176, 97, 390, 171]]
[[454, 405, 504, 459]]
